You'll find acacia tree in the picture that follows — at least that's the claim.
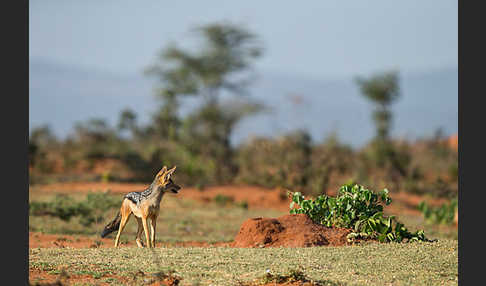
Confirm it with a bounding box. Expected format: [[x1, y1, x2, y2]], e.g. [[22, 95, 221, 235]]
[[117, 108, 138, 137], [145, 21, 264, 183], [355, 71, 409, 179], [355, 70, 400, 143]]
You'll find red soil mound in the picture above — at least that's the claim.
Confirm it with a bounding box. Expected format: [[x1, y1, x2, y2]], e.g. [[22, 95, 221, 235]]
[[231, 214, 352, 248]]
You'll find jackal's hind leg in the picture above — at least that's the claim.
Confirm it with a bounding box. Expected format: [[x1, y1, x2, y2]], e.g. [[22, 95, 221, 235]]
[[135, 217, 144, 248], [114, 212, 131, 248]]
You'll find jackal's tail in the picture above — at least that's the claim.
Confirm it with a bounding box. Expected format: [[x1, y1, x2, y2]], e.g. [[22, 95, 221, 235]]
[[100, 211, 121, 238]]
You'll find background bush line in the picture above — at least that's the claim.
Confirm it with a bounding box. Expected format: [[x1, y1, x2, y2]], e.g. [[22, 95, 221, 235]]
[[29, 126, 458, 199]]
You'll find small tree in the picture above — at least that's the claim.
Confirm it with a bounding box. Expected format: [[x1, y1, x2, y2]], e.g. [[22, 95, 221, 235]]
[[355, 71, 400, 141], [29, 125, 58, 171], [117, 108, 138, 137], [73, 118, 121, 160], [355, 71, 401, 167]]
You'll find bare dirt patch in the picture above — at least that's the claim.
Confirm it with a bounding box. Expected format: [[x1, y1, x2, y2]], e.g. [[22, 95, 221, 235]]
[[232, 214, 353, 248], [179, 185, 291, 211]]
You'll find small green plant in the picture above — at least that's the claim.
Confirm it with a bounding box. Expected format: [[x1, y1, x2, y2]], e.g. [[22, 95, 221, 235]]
[[418, 198, 458, 225], [260, 269, 311, 284], [236, 200, 249, 210], [290, 183, 431, 242], [74, 270, 109, 279], [213, 194, 235, 206], [101, 171, 112, 183]]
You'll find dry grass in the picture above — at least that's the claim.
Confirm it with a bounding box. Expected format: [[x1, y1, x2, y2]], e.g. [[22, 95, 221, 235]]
[[29, 239, 458, 286]]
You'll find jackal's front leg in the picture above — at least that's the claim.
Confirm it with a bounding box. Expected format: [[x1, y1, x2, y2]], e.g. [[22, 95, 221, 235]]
[[135, 217, 144, 248], [150, 217, 157, 248], [141, 216, 152, 248]]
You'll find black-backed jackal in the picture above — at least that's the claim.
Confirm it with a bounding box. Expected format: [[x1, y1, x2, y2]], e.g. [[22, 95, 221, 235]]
[[100, 166, 181, 248]]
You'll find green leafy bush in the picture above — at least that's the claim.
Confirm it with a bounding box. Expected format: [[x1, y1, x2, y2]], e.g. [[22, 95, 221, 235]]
[[418, 199, 458, 225], [290, 183, 431, 242]]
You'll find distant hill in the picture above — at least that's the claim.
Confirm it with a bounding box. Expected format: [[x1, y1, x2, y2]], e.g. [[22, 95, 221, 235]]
[[29, 58, 457, 148]]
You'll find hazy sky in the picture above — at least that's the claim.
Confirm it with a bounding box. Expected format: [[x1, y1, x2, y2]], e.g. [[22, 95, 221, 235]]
[[29, 0, 457, 79]]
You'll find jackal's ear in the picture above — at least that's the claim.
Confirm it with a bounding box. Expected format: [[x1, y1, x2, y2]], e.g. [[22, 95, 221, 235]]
[[156, 166, 168, 178], [164, 166, 177, 181]]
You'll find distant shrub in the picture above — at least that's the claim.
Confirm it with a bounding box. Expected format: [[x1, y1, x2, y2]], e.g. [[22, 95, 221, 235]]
[[145, 142, 217, 186], [307, 133, 355, 196], [101, 171, 112, 183], [235, 130, 312, 192], [29, 193, 120, 227], [448, 163, 458, 182], [213, 194, 235, 206], [29, 195, 80, 221], [236, 200, 249, 209]]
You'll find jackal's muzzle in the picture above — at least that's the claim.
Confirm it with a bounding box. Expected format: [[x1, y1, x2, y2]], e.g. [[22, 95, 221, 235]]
[[171, 185, 181, 194]]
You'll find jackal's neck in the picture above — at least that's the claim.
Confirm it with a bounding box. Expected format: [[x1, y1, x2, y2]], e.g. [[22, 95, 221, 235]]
[[146, 180, 165, 205]]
